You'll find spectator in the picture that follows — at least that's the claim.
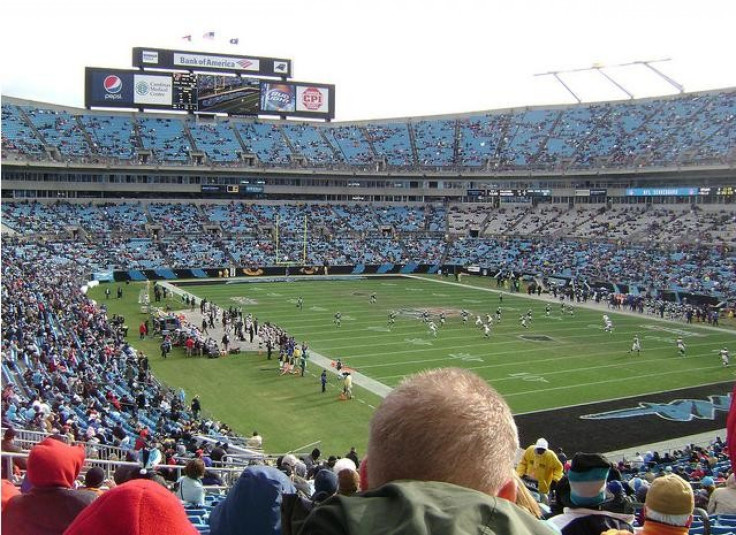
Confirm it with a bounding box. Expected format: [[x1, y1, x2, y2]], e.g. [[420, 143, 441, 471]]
[[694, 476, 715, 509], [63, 479, 198, 535], [708, 472, 736, 514], [312, 469, 338, 503], [1, 479, 20, 511], [248, 430, 263, 449], [1, 428, 27, 477], [345, 446, 360, 468], [80, 467, 109, 496], [637, 474, 694, 535], [516, 437, 564, 502], [549, 453, 635, 535], [337, 469, 360, 497], [175, 458, 206, 506], [190, 395, 201, 419], [209, 465, 296, 535], [299, 368, 555, 535], [2, 437, 97, 535]]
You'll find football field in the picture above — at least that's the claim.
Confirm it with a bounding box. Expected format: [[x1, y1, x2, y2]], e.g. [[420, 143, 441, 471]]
[[92, 275, 736, 455]]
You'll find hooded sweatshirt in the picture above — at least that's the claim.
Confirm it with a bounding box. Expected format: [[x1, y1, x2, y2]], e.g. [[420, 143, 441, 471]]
[[63, 479, 199, 535], [210, 465, 296, 535], [2, 438, 96, 535], [298, 480, 559, 535]]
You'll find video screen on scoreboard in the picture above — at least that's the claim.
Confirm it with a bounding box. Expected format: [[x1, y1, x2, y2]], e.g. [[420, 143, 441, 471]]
[[196, 75, 260, 115], [260, 81, 334, 119]]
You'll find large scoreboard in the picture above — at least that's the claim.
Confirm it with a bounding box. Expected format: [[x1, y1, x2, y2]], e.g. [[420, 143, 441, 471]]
[[85, 69, 335, 119]]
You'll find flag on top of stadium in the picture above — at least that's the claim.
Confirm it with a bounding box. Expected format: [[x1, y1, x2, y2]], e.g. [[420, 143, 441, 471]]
[[229, 38, 239, 45], [203, 31, 215, 40], [181, 35, 192, 41]]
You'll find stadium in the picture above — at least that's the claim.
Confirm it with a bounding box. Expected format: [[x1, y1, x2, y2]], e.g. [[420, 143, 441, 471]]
[[2, 24, 736, 534]]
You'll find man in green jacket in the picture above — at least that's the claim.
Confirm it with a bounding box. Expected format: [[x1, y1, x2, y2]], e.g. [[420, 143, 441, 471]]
[[298, 368, 557, 535]]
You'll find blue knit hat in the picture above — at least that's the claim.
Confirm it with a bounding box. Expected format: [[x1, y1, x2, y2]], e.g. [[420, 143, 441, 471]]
[[568, 453, 611, 506]]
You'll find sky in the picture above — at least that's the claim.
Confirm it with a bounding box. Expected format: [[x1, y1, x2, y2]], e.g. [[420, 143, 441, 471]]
[[2, 0, 735, 122]]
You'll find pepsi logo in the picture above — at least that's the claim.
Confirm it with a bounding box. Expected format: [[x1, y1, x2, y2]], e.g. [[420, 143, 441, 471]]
[[104, 75, 122, 94]]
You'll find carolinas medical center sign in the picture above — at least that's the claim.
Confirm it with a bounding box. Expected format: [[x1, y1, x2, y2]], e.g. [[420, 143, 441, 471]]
[[132, 75, 173, 105]]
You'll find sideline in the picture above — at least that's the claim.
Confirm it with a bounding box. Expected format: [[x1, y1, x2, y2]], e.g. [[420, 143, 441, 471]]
[[159, 281, 392, 400]]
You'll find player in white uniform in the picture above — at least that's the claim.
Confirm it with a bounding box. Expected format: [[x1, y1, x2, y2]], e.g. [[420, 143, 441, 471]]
[[721, 347, 730, 367], [475, 315, 483, 328], [461, 309, 469, 326], [428, 321, 438, 337], [676, 337, 686, 357], [519, 315, 529, 329], [628, 335, 641, 355], [439, 312, 446, 326], [483, 323, 491, 338]]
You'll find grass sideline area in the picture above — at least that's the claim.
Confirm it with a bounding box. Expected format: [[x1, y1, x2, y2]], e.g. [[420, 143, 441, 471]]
[[89, 275, 736, 455]]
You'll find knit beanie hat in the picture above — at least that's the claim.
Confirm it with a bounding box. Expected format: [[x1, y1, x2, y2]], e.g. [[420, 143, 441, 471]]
[[84, 467, 106, 489], [646, 474, 694, 515], [313, 468, 338, 499], [28, 437, 85, 488], [567, 452, 611, 507], [64, 479, 199, 535]]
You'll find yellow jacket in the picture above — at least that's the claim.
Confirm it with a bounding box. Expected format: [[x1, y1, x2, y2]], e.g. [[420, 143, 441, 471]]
[[515, 446, 563, 494]]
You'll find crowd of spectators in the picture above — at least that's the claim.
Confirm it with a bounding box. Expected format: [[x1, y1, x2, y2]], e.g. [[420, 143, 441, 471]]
[[3, 90, 734, 170], [2, 200, 734, 303]]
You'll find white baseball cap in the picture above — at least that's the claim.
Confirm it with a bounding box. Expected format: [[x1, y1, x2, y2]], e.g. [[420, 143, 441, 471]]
[[535, 438, 549, 450]]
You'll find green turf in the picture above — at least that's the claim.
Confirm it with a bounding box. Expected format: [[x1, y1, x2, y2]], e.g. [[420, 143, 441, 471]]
[[89, 276, 736, 455]]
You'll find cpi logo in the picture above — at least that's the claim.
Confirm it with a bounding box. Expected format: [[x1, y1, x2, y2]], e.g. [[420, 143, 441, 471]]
[[301, 87, 324, 111], [103, 75, 122, 94]]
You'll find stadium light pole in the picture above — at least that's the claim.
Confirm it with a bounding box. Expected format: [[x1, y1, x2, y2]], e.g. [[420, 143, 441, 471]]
[[592, 64, 635, 99], [534, 71, 582, 104]]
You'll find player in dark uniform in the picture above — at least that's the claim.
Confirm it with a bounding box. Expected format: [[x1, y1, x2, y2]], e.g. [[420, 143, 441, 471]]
[[387, 311, 397, 328], [545, 304, 551, 317], [370, 292, 377, 304], [296, 296, 303, 310], [439, 312, 446, 326], [495, 306, 502, 322], [461, 309, 469, 326], [334, 312, 342, 327]]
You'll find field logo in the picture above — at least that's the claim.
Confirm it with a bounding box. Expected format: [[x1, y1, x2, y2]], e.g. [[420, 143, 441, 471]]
[[449, 352, 483, 363], [640, 324, 706, 338], [580, 394, 731, 422], [103, 75, 123, 100]]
